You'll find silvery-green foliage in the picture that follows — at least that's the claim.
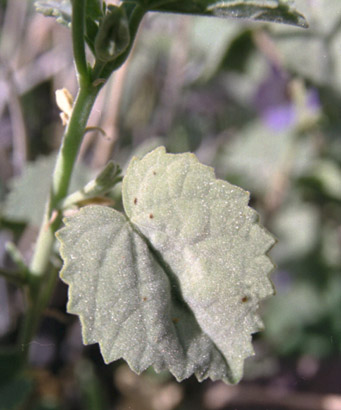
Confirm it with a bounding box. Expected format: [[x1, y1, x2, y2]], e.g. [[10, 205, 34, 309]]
[[144, 0, 307, 27], [57, 147, 275, 383], [36, 0, 307, 29], [270, 0, 341, 89]]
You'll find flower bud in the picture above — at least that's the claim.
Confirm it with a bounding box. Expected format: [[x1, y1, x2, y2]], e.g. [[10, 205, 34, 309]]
[[94, 6, 130, 62]]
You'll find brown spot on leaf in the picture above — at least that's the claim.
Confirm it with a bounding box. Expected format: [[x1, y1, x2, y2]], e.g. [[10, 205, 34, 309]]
[[149, 213, 154, 219], [142, 297, 147, 302], [241, 296, 249, 303], [153, 171, 157, 175], [133, 198, 138, 205], [172, 318, 179, 324]]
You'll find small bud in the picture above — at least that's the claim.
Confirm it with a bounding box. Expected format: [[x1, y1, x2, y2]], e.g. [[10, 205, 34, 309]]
[[94, 6, 130, 62], [56, 88, 73, 125]]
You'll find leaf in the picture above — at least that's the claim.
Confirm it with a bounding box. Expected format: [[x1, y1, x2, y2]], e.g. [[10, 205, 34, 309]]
[[146, 0, 308, 28], [271, 198, 319, 263], [216, 122, 315, 194], [94, 6, 131, 62], [57, 147, 275, 383], [3, 154, 91, 227], [269, 0, 341, 89], [35, 0, 103, 27], [35, 0, 72, 26], [86, 0, 103, 20]]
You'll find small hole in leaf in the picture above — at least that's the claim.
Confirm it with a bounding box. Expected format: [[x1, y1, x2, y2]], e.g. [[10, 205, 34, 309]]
[[241, 296, 249, 303], [134, 198, 138, 205], [149, 213, 154, 219]]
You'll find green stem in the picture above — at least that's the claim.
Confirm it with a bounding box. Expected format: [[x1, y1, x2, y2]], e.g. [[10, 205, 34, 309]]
[[72, 0, 89, 86], [19, 83, 100, 360], [30, 85, 99, 277], [15, 0, 101, 360], [18, 0, 144, 370]]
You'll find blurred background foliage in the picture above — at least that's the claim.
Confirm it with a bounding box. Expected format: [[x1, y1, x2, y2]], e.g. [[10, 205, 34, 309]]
[[0, 0, 340, 409]]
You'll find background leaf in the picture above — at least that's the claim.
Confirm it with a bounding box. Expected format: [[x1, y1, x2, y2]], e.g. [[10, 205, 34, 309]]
[[270, 0, 341, 90], [3, 154, 91, 227], [58, 147, 275, 383], [35, 0, 72, 26], [146, 0, 308, 28]]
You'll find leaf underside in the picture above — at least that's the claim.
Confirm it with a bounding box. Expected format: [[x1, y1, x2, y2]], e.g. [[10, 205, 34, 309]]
[[36, 0, 308, 29], [57, 147, 275, 383], [147, 0, 308, 28]]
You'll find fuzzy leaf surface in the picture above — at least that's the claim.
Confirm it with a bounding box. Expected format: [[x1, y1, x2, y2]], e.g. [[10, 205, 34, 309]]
[[58, 147, 275, 383]]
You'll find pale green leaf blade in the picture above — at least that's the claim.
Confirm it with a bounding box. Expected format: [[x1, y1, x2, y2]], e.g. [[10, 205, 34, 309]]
[[57, 206, 235, 382], [57, 147, 275, 383], [122, 147, 275, 381], [147, 0, 308, 28]]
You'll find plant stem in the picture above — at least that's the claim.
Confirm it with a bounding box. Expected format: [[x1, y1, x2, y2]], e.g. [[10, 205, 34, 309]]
[[18, 84, 100, 360], [30, 85, 99, 277], [18, 0, 144, 368], [72, 0, 89, 87], [16, 0, 100, 359]]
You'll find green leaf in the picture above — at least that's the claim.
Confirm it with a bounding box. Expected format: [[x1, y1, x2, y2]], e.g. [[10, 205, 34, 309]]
[[35, 0, 72, 26], [57, 147, 275, 383], [86, 0, 103, 20], [3, 154, 91, 227], [146, 0, 308, 28]]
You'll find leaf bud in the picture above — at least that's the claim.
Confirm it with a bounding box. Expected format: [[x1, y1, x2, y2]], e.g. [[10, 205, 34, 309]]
[[94, 5, 130, 62]]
